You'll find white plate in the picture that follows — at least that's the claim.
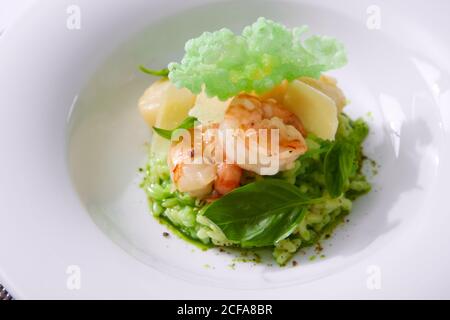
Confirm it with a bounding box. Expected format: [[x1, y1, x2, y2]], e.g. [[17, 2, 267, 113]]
[[1, 0, 450, 299]]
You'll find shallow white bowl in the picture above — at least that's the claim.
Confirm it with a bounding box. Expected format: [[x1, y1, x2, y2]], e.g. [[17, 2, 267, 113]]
[[1, 0, 450, 299]]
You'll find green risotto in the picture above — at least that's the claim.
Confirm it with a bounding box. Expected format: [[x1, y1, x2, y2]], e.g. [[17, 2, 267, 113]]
[[141, 113, 371, 266]]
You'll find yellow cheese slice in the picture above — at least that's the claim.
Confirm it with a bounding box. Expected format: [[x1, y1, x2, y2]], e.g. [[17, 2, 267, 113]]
[[284, 80, 338, 140], [189, 91, 232, 125], [300, 75, 347, 112]]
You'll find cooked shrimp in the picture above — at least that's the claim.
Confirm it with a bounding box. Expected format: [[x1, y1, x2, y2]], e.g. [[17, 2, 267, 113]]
[[214, 163, 242, 195], [261, 98, 307, 137], [168, 130, 217, 198], [168, 93, 307, 197], [219, 93, 308, 175], [168, 125, 242, 198], [168, 137, 243, 198]]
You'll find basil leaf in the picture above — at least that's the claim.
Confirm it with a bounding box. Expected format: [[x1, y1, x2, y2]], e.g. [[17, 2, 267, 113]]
[[152, 127, 172, 140], [324, 140, 355, 198], [139, 65, 169, 77], [203, 180, 320, 247], [301, 138, 332, 160], [153, 117, 197, 140]]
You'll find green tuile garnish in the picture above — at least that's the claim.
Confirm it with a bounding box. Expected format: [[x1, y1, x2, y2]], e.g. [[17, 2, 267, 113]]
[[139, 65, 169, 77], [168, 17, 347, 100], [153, 116, 197, 140]]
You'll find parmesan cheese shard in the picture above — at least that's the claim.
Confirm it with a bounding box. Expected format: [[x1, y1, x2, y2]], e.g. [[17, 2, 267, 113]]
[[300, 75, 347, 112], [284, 80, 338, 140], [189, 91, 232, 125]]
